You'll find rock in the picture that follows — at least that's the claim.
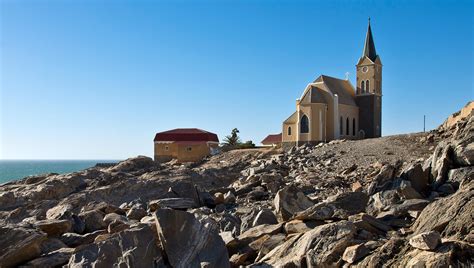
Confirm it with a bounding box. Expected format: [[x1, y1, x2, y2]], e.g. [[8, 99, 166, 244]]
[[35, 219, 72, 236], [79, 209, 107, 232], [0, 226, 47, 267], [295, 191, 369, 220], [412, 180, 474, 240], [154, 208, 230, 268], [39, 238, 68, 254], [259, 221, 356, 267], [46, 203, 74, 220], [377, 199, 430, 218], [108, 220, 130, 234], [254, 234, 286, 262], [404, 240, 474, 267], [409, 231, 441, 250], [68, 224, 164, 267], [103, 212, 128, 225], [126, 206, 147, 220], [342, 243, 370, 264], [401, 162, 430, 193], [354, 238, 407, 267], [431, 141, 453, 188], [252, 209, 278, 227], [237, 223, 283, 244], [367, 164, 396, 195], [107, 155, 157, 173], [396, 180, 423, 199], [447, 167, 473, 189], [214, 192, 225, 204], [223, 191, 236, 203], [437, 183, 455, 195], [349, 213, 391, 235], [352, 181, 363, 192], [60, 230, 107, 247], [247, 187, 268, 201], [149, 198, 197, 211], [274, 185, 314, 221], [284, 220, 322, 234], [22, 248, 74, 268]]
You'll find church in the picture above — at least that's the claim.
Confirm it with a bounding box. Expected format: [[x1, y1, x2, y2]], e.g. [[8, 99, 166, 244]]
[[281, 20, 382, 147]]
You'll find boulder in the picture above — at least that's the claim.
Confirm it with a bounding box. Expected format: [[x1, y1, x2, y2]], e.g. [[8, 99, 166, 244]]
[[237, 223, 283, 244], [377, 199, 430, 218], [149, 198, 197, 211], [22, 248, 74, 268], [79, 209, 107, 233], [447, 167, 473, 189], [412, 180, 474, 240], [214, 192, 225, 204], [342, 244, 370, 264], [35, 219, 72, 237], [60, 230, 107, 247], [404, 240, 474, 267], [154, 208, 230, 268], [274, 185, 314, 221], [259, 221, 356, 267], [0, 226, 47, 267], [107, 156, 157, 173], [223, 191, 236, 203], [103, 212, 128, 225], [68, 224, 164, 267], [295, 191, 369, 220], [126, 206, 147, 220], [252, 209, 278, 227], [409, 231, 441, 250], [108, 220, 131, 234], [401, 162, 430, 193], [284, 220, 322, 234], [431, 141, 453, 188]]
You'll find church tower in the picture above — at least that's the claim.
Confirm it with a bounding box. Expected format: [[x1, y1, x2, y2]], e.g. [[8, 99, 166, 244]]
[[356, 19, 382, 138]]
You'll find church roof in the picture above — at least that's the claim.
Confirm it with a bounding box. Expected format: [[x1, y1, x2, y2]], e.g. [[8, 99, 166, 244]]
[[362, 19, 378, 62], [313, 75, 357, 106], [261, 133, 282, 145], [283, 111, 297, 124]]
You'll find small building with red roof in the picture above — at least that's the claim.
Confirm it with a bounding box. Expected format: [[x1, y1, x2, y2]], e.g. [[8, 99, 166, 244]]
[[261, 133, 282, 147], [153, 128, 219, 162]]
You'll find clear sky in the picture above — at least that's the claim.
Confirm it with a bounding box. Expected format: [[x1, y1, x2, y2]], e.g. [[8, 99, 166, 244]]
[[1, 0, 473, 160]]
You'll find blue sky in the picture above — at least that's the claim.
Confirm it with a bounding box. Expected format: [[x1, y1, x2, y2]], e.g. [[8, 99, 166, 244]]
[[1, 0, 473, 159]]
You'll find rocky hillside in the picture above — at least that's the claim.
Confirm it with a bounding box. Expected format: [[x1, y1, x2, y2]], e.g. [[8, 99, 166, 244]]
[[0, 102, 472, 267]]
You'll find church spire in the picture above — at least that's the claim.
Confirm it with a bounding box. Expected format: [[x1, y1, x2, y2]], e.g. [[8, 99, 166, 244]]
[[362, 18, 377, 62]]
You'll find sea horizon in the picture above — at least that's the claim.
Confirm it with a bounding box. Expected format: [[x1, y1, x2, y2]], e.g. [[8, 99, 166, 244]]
[[0, 159, 121, 184]]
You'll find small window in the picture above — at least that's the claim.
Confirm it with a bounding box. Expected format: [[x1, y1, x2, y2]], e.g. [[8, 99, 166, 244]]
[[164, 146, 169, 151], [366, 80, 370, 92], [352, 118, 356, 136], [288, 126, 292, 136], [361, 81, 365, 93], [300, 115, 309, 133], [346, 117, 349, 135], [186, 147, 192, 152]]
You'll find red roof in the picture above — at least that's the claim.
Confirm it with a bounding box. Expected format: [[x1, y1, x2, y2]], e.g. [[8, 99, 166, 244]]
[[154, 128, 219, 142], [261, 133, 282, 145]]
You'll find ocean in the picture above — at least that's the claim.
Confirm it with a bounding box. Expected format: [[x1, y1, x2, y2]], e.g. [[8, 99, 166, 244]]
[[0, 160, 119, 184]]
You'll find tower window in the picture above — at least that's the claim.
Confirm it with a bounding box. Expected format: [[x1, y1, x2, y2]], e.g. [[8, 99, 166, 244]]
[[300, 115, 309, 133], [352, 118, 356, 136], [366, 80, 370, 92], [346, 117, 349, 135], [361, 81, 365, 93], [340, 116, 343, 135], [288, 126, 292, 136]]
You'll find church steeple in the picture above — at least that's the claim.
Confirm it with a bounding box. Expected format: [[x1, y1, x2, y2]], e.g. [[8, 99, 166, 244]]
[[362, 18, 377, 62]]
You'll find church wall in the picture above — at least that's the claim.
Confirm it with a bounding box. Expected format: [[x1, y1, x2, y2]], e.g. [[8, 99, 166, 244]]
[[356, 63, 381, 95], [338, 104, 359, 140], [309, 103, 327, 142], [298, 104, 312, 142], [282, 122, 296, 143]]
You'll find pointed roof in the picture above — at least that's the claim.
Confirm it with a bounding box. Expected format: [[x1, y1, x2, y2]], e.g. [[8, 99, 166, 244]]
[[362, 18, 377, 62], [261, 133, 282, 145]]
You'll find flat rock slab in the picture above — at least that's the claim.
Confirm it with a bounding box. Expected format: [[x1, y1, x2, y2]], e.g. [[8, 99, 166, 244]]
[[154, 208, 230, 268], [0, 225, 47, 267], [149, 198, 197, 210]]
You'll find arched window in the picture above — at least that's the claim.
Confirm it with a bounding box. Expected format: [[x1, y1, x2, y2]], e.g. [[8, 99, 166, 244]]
[[288, 126, 292, 136], [340, 116, 343, 135], [361, 81, 365, 93], [366, 80, 370, 92], [300, 115, 309, 133], [352, 118, 356, 136], [346, 117, 349, 135]]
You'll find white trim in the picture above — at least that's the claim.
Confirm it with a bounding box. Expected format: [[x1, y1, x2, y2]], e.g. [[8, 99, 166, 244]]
[[154, 141, 174, 144]]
